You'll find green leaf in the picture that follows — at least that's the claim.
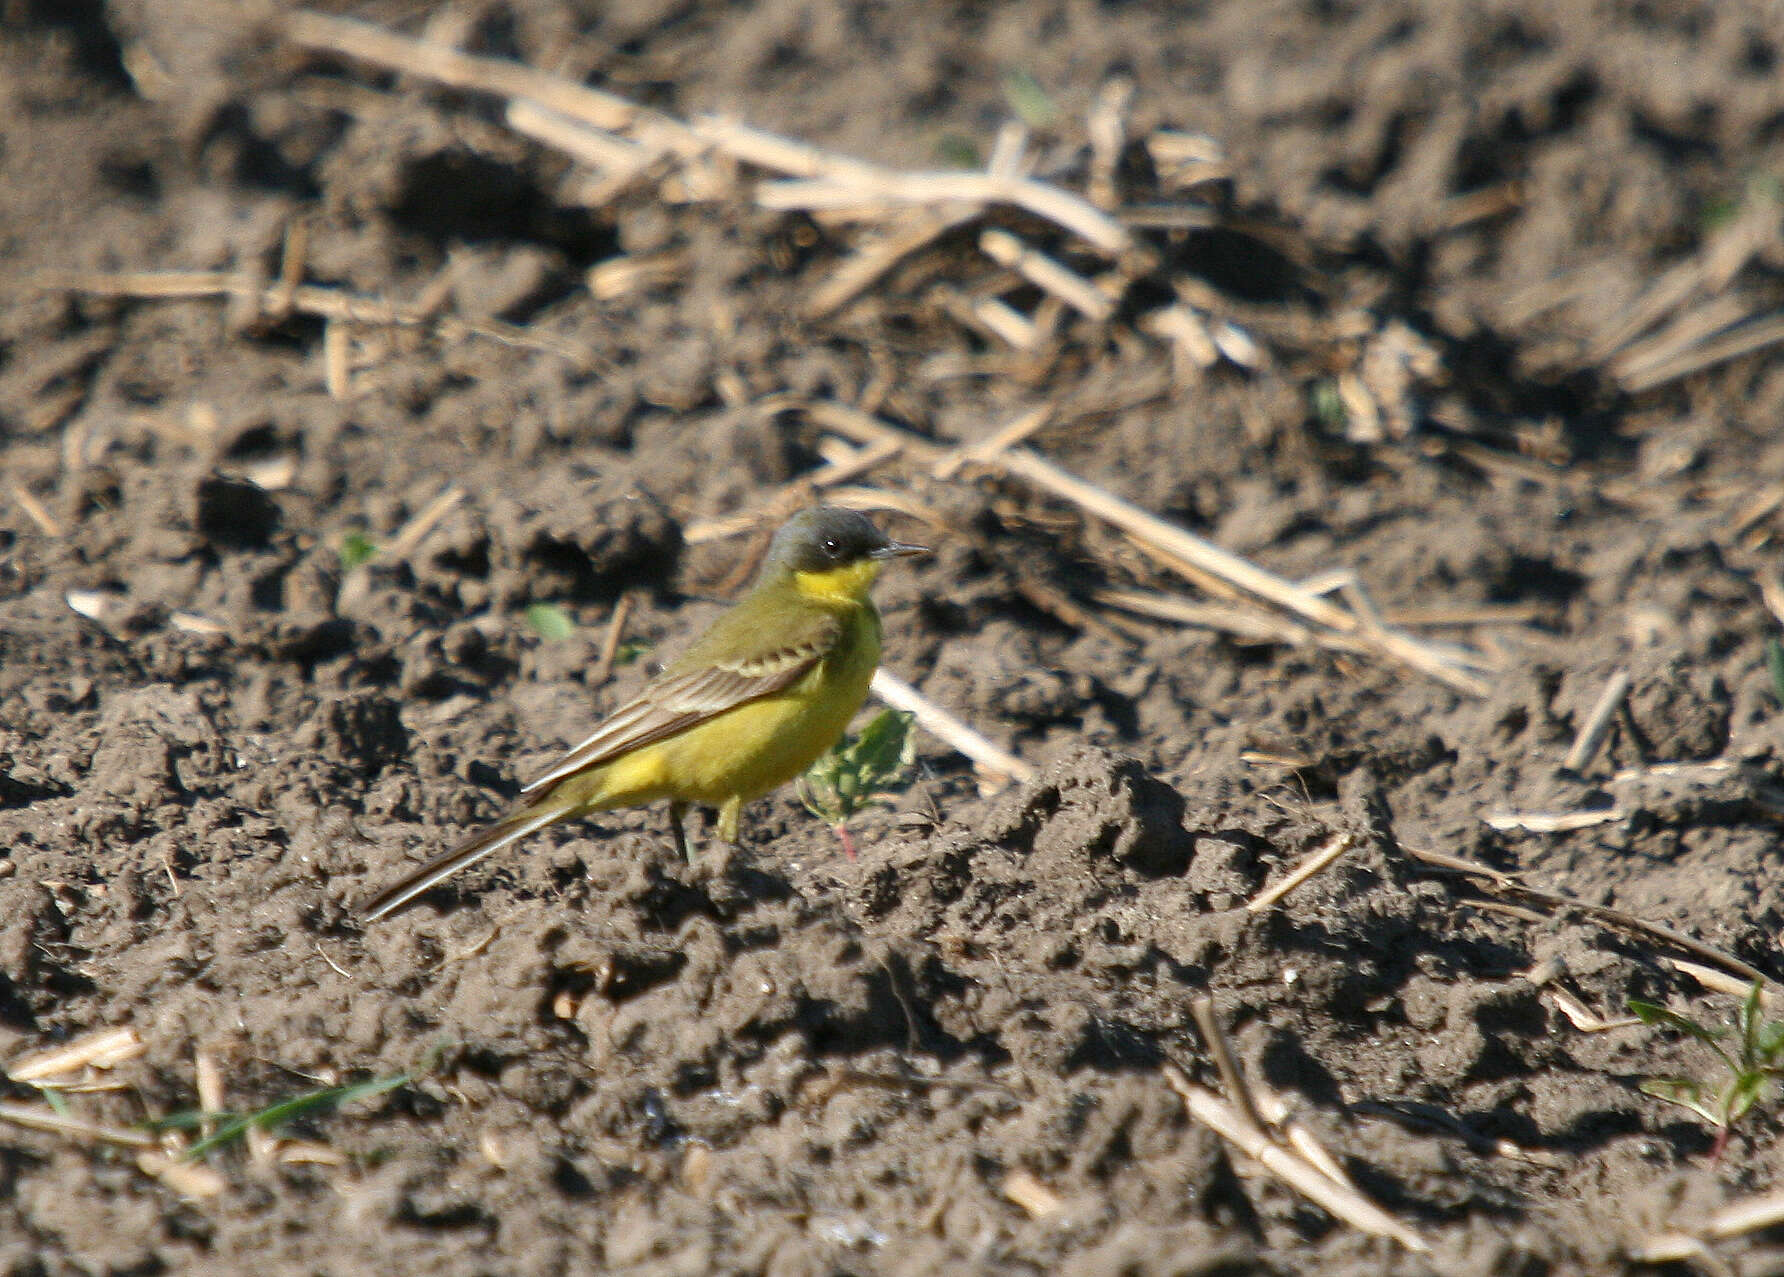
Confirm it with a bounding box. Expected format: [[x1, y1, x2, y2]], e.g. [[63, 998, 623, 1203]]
[[525, 602, 575, 641], [933, 134, 980, 169], [1724, 1071, 1769, 1125], [1739, 980, 1767, 1065], [614, 639, 651, 666], [1628, 999, 1729, 1048], [1698, 191, 1743, 232], [1767, 637, 1784, 708], [1630, 987, 1784, 1141], [181, 1071, 412, 1161], [1311, 379, 1348, 431], [800, 748, 849, 825], [339, 532, 379, 571], [1639, 1077, 1724, 1126], [1001, 69, 1058, 129], [798, 709, 917, 828], [143, 1107, 219, 1133], [849, 709, 917, 788]]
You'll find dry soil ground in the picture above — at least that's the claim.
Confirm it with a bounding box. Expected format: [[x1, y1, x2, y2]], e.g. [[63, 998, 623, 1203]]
[[3, 2, 1784, 1274]]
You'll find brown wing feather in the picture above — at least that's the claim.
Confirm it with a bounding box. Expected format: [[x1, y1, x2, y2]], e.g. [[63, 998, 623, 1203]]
[[519, 611, 841, 796]]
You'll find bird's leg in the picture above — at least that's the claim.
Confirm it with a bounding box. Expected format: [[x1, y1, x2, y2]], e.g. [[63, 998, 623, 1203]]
[[668, 800, 690, 862], [717, 795, 743, 844]]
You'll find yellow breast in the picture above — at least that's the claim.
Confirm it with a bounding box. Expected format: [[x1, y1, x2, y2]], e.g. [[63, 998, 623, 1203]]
[[657, 603, 881, 805]]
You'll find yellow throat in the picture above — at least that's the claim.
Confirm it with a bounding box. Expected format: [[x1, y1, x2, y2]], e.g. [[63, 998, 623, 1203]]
[[792, 557, 883, 605]]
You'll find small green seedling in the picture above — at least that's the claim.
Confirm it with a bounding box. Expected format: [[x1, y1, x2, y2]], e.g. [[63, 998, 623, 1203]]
[[1629, 981, 1784, 1159], [1000, 68, 1059, 129], [525, 601, 575, 641], [40, 1087, 74, 1119], [1310, 379, 1349, 432], [933, 134, 981, 169], [339, 531, 380, 571], [149, 1070, 414, 1161], [799, 709, 916, 861], [1766, 636, 1784, 707]]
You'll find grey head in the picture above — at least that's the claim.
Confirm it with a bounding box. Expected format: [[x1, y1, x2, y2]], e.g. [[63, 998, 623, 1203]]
[[763, 506, 927, 575]]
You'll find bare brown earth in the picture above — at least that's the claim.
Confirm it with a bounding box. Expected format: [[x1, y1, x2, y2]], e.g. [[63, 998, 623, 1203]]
[[3, 2, 1784, 1273]]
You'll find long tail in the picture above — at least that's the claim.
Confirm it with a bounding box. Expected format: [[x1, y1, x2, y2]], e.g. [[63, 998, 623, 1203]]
[[358, 802, 568, 923]]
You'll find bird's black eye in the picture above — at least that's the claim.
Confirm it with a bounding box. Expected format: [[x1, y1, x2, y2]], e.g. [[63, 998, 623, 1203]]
[[822, 537, 841, 558]]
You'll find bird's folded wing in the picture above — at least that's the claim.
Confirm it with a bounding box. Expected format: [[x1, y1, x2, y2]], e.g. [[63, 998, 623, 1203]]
[[520, 614, 841, 796]]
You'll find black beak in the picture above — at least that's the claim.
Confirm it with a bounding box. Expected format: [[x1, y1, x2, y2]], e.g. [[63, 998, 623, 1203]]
[[871, 539, 929, 560]]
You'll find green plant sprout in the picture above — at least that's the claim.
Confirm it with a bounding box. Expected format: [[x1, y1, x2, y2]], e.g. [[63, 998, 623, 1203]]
[[1628, 981, 1784, 1159], [933, 134, 980, 168], [1310, 379, 1349, 432], [1698, 171, 1783, 232], [149, 1070, 413, 1160], [1000, 68, 1058, 129], [525, 601, 575, 640], [339, 531, 379, 571], [1766, 635, 1784, 707], [798, 708, 916, 861]]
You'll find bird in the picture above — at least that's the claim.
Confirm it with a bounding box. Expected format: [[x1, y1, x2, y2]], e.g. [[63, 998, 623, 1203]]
[[358, 505, 927, 922]]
